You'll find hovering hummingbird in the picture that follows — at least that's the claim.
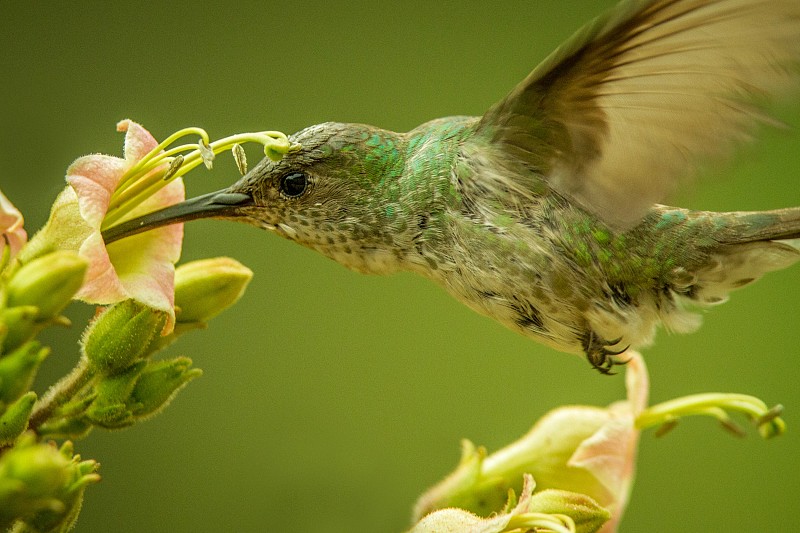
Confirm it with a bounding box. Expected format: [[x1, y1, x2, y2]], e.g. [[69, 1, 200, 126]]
[[104, 0, 800, 373]]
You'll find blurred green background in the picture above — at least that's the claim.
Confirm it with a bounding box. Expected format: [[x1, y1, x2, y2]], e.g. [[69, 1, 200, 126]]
[[2, 1, 799, 531]]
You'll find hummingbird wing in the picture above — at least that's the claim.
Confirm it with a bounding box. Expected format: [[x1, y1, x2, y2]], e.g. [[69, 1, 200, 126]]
[[477, 0, 800, 228]]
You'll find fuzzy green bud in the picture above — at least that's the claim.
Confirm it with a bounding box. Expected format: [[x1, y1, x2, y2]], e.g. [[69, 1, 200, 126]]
[[0, 392, 37, 446], [82, 299, 167, 375], [0, 436, 70, 528], [1, 305, 40, 353], [84, 361, 145, 429], [23, 442, 100, 533], [0, 341, 49, 403], [36, 417, 93, 441], [6, 250, 87, 320], [83, 357, 201, 428], [174, 257, 252, 323], [0, 435, 100, 531], [129, 357, 202, 420], [410, 474, 608, 533], [527, 489, 611, 533]]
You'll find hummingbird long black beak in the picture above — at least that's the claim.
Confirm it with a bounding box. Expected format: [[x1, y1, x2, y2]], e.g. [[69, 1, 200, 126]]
[[101, 189, 254, 244]]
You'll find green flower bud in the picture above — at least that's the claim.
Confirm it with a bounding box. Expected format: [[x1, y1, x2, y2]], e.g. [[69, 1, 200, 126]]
[[84, 361, 145, 429], [0, 341, 49, 403], [0, 392, 37, 446], [0, 435, 68, 528], [1, 305, 40, 353], [410, 474, 608, 533], [527, 489, 611, 533], [6, 250, 87, 320], [0, 435, 100, 531], [130, 357, 202, 420], [174, 257, 252, 323], [82, 299, 167, 375], [24, 451, 99, 533], [37, 416, 93, 441]]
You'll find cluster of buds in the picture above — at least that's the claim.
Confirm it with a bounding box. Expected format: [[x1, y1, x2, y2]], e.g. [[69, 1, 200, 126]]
[[35, 258, 253, 438], [0, 119, 272, 530], [0, 435, 99, 531]]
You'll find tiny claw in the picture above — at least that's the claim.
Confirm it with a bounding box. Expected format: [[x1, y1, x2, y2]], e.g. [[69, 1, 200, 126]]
[[606, 344, 631, 357]]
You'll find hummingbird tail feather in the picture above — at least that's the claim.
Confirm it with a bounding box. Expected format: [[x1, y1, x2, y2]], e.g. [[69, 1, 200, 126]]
[[733, 207, 800, 243], [690, 207, 800, 306]]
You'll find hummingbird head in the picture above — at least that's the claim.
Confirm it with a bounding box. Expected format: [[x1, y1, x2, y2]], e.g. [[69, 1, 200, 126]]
[[103, 122, 418, 273]]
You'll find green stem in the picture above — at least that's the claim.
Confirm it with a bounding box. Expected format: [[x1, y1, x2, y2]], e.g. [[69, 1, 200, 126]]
[[28, 357, 93, 432]]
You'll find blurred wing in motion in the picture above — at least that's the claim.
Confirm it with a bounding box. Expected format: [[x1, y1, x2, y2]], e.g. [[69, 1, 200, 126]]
[[478, 0, 800, 228]]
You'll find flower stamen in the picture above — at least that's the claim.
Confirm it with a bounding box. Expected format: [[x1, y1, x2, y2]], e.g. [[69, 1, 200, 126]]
[[232, 143, 247, 175], [635, 393, 786, 439], [101, 128, 293, 230]]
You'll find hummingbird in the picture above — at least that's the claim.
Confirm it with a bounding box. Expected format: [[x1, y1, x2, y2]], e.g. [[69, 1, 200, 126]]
[[104, 0, 800, 373]]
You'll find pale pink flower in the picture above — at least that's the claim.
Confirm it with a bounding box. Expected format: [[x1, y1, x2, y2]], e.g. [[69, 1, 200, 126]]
[[27, 120, 184, 330], [67, 120, 184, 316], [414, 352, 649, 533]]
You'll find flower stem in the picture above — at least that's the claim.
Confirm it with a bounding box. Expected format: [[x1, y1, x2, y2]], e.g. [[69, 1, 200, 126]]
[[28, 357, 93, 432]]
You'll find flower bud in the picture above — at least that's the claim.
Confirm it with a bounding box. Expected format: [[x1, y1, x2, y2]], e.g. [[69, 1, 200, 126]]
[[6, 250, 87, 319], [0, 392, 37, 446], [527, 489, 611, 533], [36, 417, 93, 441], [0, 436, 70, 527], [0, 341, 49, 403], [24, 442, 100, 533], [82, 299, 167, 375], [84, 361, 145, 429], [0, 435, 100, 531], [410, 474, 609, 533], [0, 305, 39, 353], [130, 357, 202, 420], [174, 257, 252, 323]]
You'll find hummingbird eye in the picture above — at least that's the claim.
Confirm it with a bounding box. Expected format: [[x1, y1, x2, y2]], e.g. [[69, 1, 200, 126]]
[[278, 172, 309, 198]]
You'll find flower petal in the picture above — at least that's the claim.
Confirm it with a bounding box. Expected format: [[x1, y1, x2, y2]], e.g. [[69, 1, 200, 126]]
[[624, 352, 649, 415], [0, 189, 27, 259], [67, 155, 127, 227], [567, 352, 648, 533], [118, 119, 158, 161]]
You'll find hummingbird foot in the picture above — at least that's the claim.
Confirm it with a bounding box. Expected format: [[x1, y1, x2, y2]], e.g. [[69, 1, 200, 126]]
[[581, 332, 631, 375]]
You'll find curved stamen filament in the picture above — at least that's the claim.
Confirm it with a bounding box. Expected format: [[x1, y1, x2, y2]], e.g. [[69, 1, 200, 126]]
[[636, 393, 785, 439], [117, 127, 211, 192], [102, 129, 292, 229]]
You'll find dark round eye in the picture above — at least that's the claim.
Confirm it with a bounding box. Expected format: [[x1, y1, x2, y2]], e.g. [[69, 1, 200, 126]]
[[278, 172, 309, 198]]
